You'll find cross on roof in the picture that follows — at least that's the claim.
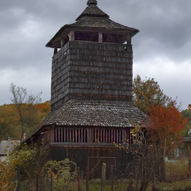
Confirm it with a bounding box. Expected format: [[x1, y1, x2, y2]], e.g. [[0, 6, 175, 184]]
[[87, 0, 97, 5]]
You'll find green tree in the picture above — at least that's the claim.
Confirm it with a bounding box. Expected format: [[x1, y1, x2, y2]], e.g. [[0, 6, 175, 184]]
[[7, 143, 49, 179], [182, 109, 191, 119], [181, 109, 191, 137], [42, 159, 77, 190], [133, 75, 170, 114], [10, 83, 43, 140]]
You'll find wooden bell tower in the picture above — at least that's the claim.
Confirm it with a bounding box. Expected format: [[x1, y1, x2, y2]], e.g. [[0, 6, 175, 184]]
[[28, 0, 146, 177]]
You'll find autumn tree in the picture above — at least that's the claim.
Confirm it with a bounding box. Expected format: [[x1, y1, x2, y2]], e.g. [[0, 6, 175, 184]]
[[133, 75, 186, 153], [133, 75, 188, 181], [0, 104, 20, 140], [10, 84, 48, 140], [0, 102, 50, 140], [148, 102, 188, 181], [0, 163, 18, 191], [133, 75, 170, 114], [123, 102, 188, 187]]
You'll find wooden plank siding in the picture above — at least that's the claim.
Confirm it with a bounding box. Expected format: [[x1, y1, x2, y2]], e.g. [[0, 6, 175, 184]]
[[52, 126, 130, 145], [48, 145, 134, 178]]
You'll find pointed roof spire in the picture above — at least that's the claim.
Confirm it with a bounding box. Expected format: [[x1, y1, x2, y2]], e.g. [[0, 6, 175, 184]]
[[87, 0, 97, 5], [76, 0, 108, 21]]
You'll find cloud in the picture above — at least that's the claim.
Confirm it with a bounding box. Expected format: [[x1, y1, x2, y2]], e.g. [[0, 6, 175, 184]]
[[0, 67, 51, 104], [134, 57, 191, 110], [0, 0, 190, 110]]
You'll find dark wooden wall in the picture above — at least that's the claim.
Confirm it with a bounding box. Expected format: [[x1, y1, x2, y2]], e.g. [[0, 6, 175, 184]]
[[49, 146, 133, 178], [37, 126, 133, 178]]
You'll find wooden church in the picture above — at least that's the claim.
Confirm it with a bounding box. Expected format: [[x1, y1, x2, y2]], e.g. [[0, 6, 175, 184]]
[[27, 0, 146, 177]]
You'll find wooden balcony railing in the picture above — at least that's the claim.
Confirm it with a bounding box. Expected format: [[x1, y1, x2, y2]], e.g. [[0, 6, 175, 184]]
[[51, 127, 130, 145]]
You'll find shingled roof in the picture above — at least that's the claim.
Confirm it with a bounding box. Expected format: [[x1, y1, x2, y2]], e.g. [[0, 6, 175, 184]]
[[40, 99, 146, 128], [25, 99, 147, 141], [76, 0, 109, 20], [46, 1, 139, 48]]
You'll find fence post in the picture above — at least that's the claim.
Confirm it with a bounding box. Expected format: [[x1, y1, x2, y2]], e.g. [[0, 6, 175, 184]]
[[110, 165, 114, 191], [50, 174, 53, 191], [101, 163, 106, 191], [77, 167, 81, 191], [16, 166, 20, 191], [127, 173, 134, 191], [86, 167, 89, 191], [36, 174, 39, 191]]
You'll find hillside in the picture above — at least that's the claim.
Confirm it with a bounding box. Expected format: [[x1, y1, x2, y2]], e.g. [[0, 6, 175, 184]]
[[0, 101, 50, 140]]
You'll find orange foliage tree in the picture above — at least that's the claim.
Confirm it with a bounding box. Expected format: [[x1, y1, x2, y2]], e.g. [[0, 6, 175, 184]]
[[149, 102, 188, 151], [133, 75, 189, 181], [34, 102, 50, 118], [148, 102, 188, 180]]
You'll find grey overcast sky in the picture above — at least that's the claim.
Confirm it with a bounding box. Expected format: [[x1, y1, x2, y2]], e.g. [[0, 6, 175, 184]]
[[0, 0, 190, 110]]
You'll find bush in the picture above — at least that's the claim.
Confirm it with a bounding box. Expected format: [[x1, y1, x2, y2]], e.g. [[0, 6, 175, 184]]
[[0, 163, 17, 191], [42, 159, 77, 191]]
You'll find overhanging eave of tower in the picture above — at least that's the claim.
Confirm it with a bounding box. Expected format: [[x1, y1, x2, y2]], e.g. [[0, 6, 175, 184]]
[[46, 24, 139, 48]]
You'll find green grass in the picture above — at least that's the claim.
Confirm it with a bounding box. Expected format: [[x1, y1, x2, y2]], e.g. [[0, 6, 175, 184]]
[[154, 180, 191, 191], [84, 180, 191, 191]]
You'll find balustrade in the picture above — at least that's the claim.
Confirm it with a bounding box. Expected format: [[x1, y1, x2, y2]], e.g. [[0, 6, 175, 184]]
[[53, 127, 130, 144]]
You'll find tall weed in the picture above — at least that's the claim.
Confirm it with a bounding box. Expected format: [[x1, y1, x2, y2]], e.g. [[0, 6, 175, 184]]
[[165, 159, 188, 182]]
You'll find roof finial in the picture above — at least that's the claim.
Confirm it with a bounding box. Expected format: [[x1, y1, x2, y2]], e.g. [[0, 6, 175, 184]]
[[87, 0, 97, 5]]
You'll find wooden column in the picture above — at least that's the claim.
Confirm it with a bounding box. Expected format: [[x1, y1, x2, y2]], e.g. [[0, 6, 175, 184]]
[[50, 127, 54, 142], [126, 34, 131, 44], [53, 48, 57, 55], [101, 163, 106, 191], [188, 144, 191, 177], [69, 31, 75, 41], [98, 33, 103, 43]]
